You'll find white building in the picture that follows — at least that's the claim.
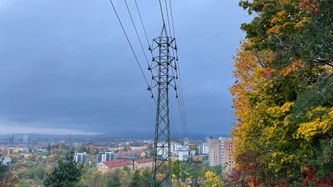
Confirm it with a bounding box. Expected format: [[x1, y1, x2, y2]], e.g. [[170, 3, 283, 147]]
[[177, 148, 189, 161], [74, 152, 89, 164], [157, 143, 169, 159], [97, 151, 115, 163], [189, 149, 196, 157], [171, 142, 183, 152], [131, 146, 148, 151], [1, 156, 11, 167], [198, 143, 209, 155]]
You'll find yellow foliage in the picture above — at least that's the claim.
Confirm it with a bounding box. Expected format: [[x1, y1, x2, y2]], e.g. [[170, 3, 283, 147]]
[[282, 60, 304, 76], [200, 171, 222, 187], [296, 107, 333, 140], [267, 102, 293, 118], [295, 17, 312, 29]]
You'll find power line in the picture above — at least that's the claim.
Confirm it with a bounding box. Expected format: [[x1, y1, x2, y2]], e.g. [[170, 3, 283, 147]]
[[134, 0, 151, 48], [170, 114, 180, 141], [176, 66, 189, 138], [124, 0, 152, 74], [158, 0, 166, 24], [168, 0, 176, 38], [171, 66, 187, 139], [171, 54, 189, 139], [167, 0, 188, 138], [108, 0, 154, 98], [164, 0, 172, 37]]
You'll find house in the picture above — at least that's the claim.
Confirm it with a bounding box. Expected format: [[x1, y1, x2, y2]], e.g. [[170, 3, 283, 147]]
[[97, 160, 132, 172], [134, 158, 153, 169], [97, 158, 153, 172], [116, 149, 148, 159]]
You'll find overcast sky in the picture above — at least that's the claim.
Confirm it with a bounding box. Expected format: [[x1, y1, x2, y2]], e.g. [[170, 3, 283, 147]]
[[0, 0, 251, 137]]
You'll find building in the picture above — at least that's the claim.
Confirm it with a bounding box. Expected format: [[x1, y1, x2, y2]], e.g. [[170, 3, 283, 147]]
[[134, 158, 153, 169], [74, 152, 89, 164], [131, 146, 148, 151], [209, 139, 222, 166], [183, 138, 190, 146], [219, 137, 230, 165], [198, 142, 209, 155], [97, 158, 153, 172], [97, 151, 115, 163], [177, 148, 189, 161], [0, 156, 11, 167], [97, 160, 132, 172], [223, 139, 235, 174], [157, 143, 169, 160], [171, 142, 183, 153], [116, 149, 147, 159], [189, 149, 196, 157]]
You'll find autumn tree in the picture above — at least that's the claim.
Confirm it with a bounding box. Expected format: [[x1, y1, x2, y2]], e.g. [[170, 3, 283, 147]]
[[231, 0, 333, 186], [44, 151, 83, 187], [199, 171, 222, 187]]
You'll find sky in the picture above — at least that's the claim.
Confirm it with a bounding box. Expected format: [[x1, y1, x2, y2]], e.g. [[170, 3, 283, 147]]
[[0, 0, 251, 137]]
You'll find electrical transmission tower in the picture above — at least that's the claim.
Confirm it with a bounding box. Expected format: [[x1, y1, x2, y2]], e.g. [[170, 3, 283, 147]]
[[149, 24, 177, 187], [108, 0, 185, 186]]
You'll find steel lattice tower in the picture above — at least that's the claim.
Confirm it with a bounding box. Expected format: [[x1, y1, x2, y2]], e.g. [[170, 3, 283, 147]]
[[149, 25, 177, 187]]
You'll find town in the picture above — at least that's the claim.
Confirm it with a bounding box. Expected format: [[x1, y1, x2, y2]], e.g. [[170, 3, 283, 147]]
[[0, 134, 234, 186]]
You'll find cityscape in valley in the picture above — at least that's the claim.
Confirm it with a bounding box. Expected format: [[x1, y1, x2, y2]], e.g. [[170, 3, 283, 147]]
[[1, 0, 333, 186], [0, 134, 234, 186]]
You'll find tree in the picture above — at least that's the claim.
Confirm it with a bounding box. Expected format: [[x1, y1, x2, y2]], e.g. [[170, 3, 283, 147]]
[[0, 162, 9, 185], [231, 0, 333, 185], [139, 169, 151, 187], [44, 151, 83, 187], [105, 170, 121, 187], [47, 143, 52, 154], [129, 170, 141, 187], [79, 168, 104, 187], [200, 171, 222, 187]]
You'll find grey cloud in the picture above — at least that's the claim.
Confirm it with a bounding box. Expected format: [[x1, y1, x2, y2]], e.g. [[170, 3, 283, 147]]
[[0, 0, 251, 136]]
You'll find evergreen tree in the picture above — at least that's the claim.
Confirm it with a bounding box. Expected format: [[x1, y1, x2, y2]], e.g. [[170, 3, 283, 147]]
[[44, 151, 83, 187], [129, 170, 141, 187], [140, 169, 151, 187], [107, 173, 121, 187], [0, 162, 8, 185], [0, 156, 11, 186]]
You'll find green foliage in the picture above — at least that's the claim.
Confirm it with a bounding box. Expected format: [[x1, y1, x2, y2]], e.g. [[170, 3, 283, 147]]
[[140, 169, 151, 187], [44, 151, 83, 187], [172, 160, 190, 181], [0, 162, 8, 184], [107, 174, 121, 187], [79, 168, 104, 187], [129, 170, 141, 187], [231, 0, 333, 186]]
